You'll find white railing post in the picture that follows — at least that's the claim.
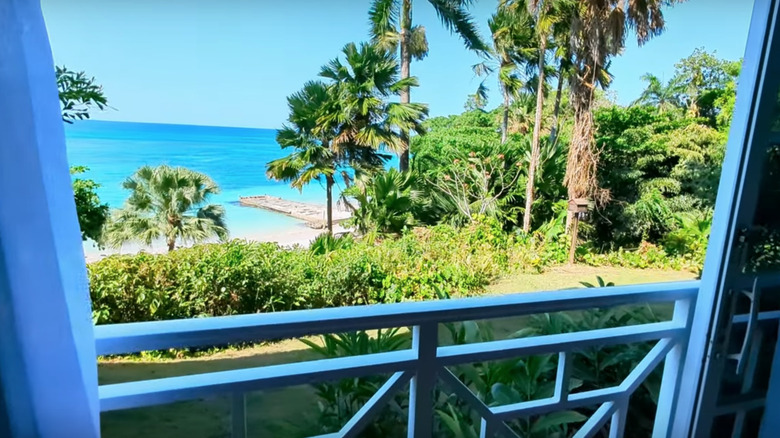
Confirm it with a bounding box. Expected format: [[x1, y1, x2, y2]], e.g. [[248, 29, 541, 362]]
[[231, 392, 246, 438], [479, 418, 495, 438], [554, 351, 572, 402], [609, 398, 628, 438], [653, 298, 695, 438], [408, 323, 438, 437]]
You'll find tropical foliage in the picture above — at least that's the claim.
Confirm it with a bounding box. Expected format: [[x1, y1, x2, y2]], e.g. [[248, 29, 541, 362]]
[[368, 0, 487, 171], [472, 4, 536, 143], [56, 65, 108, 123], [57, 66, 111, 244], [564, 0, 677, 207], [303, 298, 667, 437], [268, 42, 427, 233], [87, 2, 753, 436], [348, 168, 420, 235], [90, 220, 529, 324], [70, 166, 109, 244], [104, 165, 228, 251]]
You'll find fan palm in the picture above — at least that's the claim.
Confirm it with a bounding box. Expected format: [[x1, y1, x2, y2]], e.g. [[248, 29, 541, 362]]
[[267, 81, 339, 232], [268, 43, 428, 233], [633, 73, 686, 113], [104, 165, 227, 251], [319, 42, 428, 158], [472, 4, 537, 144], [564, 0, 685, 209], [369, 0, 488, 171]]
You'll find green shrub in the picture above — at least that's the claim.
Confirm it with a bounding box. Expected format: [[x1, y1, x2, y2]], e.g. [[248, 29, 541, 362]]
[[581, 241, 700, 272], [88, 222, 521, 324], [301, 329, 411, 436], [303, 304, 664, 438]]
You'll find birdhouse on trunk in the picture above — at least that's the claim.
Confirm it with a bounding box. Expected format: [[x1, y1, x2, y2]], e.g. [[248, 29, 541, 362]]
[[568, 198, 593, 216], [567, 198, 592, 265]]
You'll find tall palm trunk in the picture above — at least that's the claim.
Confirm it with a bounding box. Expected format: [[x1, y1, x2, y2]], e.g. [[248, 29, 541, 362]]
[[565, 63, 598, 230], [398, 0, 413, 172], [326, 174, 334, 234], [501, 87, 510, 144], [549, 59, 565, 144], [523, 37, 547, 233], [167, 238, 176, 252]]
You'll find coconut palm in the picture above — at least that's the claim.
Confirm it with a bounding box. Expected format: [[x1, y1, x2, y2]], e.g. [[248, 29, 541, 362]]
[[564, 0, 684, 210], [473, 5, 537, 144], [319, 42, 428, 159], [104, 165, 227, 251], [633, 73, 686, 113], [268, 43, 428, 233], [369, 0, 488, 171], [267, 81, 339, 232]]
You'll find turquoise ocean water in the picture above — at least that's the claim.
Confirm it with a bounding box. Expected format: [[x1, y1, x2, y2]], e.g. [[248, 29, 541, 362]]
[[65, 120, 381, 243]]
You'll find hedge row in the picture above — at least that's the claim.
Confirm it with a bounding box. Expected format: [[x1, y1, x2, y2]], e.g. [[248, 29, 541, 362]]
[[89, 221, 533, 324], [88, 220, 699, 325]]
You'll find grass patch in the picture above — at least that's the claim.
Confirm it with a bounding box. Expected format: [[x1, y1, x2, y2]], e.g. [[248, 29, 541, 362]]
[[489, 265, 696, 294]]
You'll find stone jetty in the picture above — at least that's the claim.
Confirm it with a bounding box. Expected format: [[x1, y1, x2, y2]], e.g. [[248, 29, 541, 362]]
[[239, 195, 351, 228]]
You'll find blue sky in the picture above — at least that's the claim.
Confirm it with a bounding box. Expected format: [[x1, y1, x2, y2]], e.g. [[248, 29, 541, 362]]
[[42, 0, 754, 129]]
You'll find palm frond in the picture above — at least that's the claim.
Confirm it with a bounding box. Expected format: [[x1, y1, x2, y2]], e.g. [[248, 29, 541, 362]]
[[428, 0, 489, 53], [369, 0, 399, 42]]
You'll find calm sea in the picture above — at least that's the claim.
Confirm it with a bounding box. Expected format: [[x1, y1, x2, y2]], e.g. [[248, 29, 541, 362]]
[[64, 120, 356, 243]]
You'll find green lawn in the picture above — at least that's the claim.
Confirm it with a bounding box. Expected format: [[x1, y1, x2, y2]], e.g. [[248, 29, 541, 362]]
[[488, 265, 696, 294], [99, 265, 697, 437]]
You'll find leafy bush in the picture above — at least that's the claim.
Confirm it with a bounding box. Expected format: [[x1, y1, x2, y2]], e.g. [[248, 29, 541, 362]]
[[581, 241, 698, 272], [310, 233, 355, 255], [662, 211, 711, 268], [347, 168, 420, 235], [88, 221, 524, 324], [301, 329, 411, 437], [303, 303, 666, 438], [70, 166, 109, 244]]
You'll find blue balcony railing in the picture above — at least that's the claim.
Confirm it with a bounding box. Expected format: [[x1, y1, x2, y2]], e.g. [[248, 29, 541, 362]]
[[95, 281, 699, 438]]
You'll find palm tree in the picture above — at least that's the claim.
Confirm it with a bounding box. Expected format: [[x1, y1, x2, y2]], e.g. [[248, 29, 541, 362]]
[[105, 165, 227, 252], [267, 81, 339, 233], [319, 42, 428, 159], [517, 0, 572, 233], [268, 43, 428, 233], [507, 92, 537, 135], [504, 0, 574, 232], [369, 0, 488, 171], [633, 73, 685, 112], [548, 51, 571, 144], [564, 0, 683, 213], [473, 5, 536, 144]]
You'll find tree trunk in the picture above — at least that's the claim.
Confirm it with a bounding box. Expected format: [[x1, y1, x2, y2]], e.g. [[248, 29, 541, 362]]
[[564, 64, 598, 231], [501, 88, 509, 144], [523, 37, 548, 233], [326, 174, 334, 234], [167, 238, 175, 252], [398, 0, 412, 172], [568, 213, 579, 265], [549, 59, 565, 145]]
